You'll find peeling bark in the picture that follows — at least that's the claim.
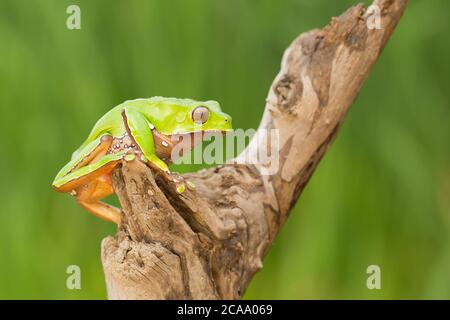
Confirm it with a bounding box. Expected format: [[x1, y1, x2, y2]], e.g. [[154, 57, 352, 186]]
[[101, 0, 408, 299]]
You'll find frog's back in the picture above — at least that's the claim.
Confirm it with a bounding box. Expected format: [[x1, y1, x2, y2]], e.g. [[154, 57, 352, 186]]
[[120, 97, 198, 113], [80, 97, 198, 150], [77, 100, 135, 150], [120, 97, 204, 126]]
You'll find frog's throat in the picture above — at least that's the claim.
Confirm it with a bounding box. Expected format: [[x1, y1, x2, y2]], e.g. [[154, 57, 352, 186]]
[[155, 130, 229, 163]]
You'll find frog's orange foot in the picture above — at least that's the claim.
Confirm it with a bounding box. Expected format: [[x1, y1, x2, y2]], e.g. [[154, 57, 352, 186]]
[[75, 175, 121, 225]]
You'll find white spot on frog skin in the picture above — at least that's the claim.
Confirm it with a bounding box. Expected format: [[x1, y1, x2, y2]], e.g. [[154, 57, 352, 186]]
[[148, 123, 155, 130], [161, 141, 169, 147]]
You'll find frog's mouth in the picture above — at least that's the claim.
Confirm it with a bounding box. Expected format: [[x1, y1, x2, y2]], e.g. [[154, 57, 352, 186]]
[[172, 129, 231, 137]]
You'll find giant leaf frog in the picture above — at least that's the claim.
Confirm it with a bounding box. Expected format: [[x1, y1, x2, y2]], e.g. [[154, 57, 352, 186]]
[[52, 97, 232, 224]]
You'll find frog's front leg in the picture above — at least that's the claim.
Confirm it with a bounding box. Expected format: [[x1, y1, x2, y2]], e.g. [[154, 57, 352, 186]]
[[121, 108, 186, 193]]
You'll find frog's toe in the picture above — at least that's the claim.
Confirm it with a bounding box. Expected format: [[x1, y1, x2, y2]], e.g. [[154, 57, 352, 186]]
[[124, 153, 136, 162], [165, 172, 186, 194], [176, 183, 186, 194]]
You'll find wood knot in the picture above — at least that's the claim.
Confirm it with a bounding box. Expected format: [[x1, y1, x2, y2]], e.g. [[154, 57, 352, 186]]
[[273, 74, 303, 112]]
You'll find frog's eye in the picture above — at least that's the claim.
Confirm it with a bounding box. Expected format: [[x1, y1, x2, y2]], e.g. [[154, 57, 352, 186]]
[[191, 106, 209, 124]]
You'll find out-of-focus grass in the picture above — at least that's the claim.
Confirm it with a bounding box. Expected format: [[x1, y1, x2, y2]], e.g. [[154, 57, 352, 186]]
[[0, 0, 448, 299]]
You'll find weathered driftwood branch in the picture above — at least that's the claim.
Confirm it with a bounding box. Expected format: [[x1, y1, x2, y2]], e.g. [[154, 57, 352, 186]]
[[101, 0, 408, 299]]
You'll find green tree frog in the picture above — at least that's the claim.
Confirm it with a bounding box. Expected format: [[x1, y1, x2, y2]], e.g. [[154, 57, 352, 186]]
[[52, 97, 232, 225]]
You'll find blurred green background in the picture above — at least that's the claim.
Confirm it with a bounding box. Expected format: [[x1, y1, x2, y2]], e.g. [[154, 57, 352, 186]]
[[0, 0, 448, 299]]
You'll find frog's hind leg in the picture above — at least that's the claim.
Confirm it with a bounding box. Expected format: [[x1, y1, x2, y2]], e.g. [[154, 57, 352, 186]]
[[53, 133, 125, 224], [55, 141, 125, 223], [53, 134, 113, 192], [75, 174, 121, 224], [56, 154, 124, 223]]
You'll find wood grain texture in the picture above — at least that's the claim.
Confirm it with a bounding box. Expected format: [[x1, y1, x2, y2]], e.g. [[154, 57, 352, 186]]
[[101, 0, 408, 299]]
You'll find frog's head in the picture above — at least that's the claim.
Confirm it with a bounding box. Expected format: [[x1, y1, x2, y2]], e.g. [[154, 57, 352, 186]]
[[187, 100, 232, 134], [151, 97, 232, 135], [148, 97, 233, 162]]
